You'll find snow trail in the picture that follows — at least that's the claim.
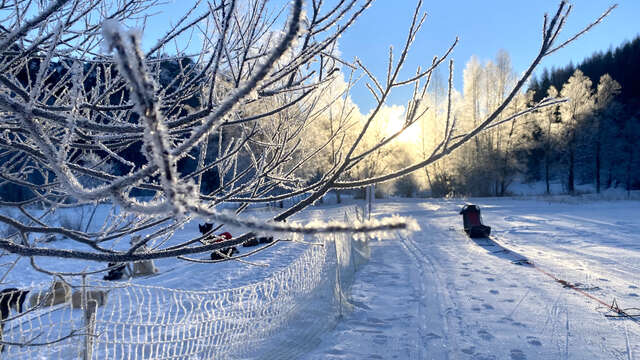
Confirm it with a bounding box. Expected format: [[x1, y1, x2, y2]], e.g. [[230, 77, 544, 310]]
[[303, 237, 432, 359]]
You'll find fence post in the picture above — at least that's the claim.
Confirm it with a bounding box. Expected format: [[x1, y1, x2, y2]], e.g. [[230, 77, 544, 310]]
[[81, 275, 96, 360], [332, 233, 344, 318], [364, 184, 374, 220]]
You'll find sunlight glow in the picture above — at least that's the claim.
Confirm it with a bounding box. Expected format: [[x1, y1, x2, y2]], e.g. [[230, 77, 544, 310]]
[[381, 105, 422, 144]]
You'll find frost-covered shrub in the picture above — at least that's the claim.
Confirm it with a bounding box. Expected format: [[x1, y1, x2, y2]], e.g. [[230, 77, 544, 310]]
[[430, 172, 457, 198], [393, 174, 421, 198]]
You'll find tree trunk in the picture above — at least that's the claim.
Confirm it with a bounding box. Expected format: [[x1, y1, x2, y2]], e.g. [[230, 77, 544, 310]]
[[627, 151, 633, 199], [595, 140, 601, 193], [568, 147, 575, 194], [424, 166, 433, 195], [545, 119, 552, 195], [545, 154, 551, 194]]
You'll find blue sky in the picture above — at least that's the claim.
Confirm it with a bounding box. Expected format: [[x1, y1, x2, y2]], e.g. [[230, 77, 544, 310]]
[[336, 0, 638, 111], [145, 0, 638, 112]]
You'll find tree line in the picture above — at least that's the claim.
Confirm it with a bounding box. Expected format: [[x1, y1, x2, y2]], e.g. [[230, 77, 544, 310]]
[[418, 36, 639, 197]]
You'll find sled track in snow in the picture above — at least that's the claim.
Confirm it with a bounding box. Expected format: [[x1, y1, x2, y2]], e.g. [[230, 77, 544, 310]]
[[470, 234, 640, 329], [399, 231, 457, 360]]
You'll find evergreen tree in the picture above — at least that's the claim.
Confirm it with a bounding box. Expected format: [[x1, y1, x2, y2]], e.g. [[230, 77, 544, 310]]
[[592, 74, 621, 193]]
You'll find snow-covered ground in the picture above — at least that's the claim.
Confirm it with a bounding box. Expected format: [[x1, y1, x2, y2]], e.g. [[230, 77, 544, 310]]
[[2, 195, 640, 359], [0, 204, 320, 291], [303, 197, 640, 360]]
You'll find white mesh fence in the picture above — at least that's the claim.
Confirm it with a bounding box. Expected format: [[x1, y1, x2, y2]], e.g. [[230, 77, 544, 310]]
[[1, 231, 369, 359], [1, 286, 85, 359]]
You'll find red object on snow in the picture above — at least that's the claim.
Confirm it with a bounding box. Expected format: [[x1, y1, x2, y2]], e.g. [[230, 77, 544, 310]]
[[459, 204, 491, 238], [216, 232, 232, 242], [466, 211, 481, 227]]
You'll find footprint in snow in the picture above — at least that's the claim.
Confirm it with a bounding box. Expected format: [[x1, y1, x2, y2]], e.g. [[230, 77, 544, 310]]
[[630, 285, 638, 289], [482, 303, 494, 310], [366, 317, 385, 325], [526, 336, 542, 346], [325, 349, 347, 355], [461, 346, 475, 354], [629, 293, 639, 297], [475, 354, 498, 360], [510, 349, 527, 360], [490, 289, 500, 295], [487, 277, 495, 282], [424, 332, 442, 341], [373, 334, 388, 345], [478, 329, 494, 341], [351, 300, 372, 310]]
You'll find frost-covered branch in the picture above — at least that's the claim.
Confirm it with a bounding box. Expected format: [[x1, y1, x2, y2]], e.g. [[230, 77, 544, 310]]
[[0, 0, 614, 279], [329, 1, 614, 190]]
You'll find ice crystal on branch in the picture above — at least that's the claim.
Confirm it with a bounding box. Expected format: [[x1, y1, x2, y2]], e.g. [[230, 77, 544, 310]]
[[0, 0, 614, 270]]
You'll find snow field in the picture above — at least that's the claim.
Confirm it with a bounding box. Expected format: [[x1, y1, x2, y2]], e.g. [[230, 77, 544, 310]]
[[2, 197, 640, 359], [304, 198, 640, 359]]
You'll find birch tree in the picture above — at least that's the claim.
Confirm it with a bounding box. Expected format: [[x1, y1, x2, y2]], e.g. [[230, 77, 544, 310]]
[[0, 0, 615, 268], [559, 69, 594, 193], [540, 85, 562, 194]]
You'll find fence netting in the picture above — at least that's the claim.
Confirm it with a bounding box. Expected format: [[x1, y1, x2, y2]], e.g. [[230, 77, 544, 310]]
[[2, 229, 369, 359]]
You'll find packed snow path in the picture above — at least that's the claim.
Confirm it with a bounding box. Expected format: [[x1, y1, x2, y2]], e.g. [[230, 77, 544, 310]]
[[303, 198, 640, 359]]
